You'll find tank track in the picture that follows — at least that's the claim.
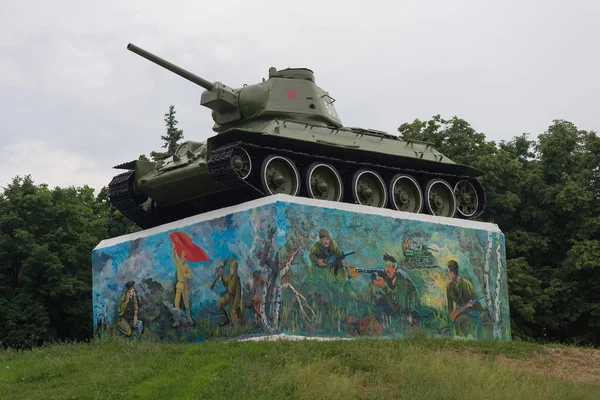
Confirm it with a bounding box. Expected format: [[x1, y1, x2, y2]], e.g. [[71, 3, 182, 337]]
[[109, 141, 486, 230], [108, 171, 159, 230], [207, 142, 266, 195], [107, 147, 264, 230], [206, 140, 486, 217]]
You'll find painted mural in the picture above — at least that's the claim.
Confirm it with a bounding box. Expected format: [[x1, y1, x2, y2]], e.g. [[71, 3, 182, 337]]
[[92, 197, 511, 342]]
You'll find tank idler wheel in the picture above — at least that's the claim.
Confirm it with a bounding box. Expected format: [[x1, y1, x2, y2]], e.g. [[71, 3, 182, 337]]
[[454, 180, 479, 218], [424, 179, 456, 218], [231, 147, 252, 180], [306, 162, 343, 202], [352, 169, 387, 208], [389, 174, 423, 213], [261, 155, 301, 196]]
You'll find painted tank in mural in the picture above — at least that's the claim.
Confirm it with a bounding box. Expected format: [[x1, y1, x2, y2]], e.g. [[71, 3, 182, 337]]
[[108, 43, 486, 229]]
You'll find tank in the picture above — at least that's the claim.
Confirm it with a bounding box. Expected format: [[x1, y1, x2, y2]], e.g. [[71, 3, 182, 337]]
[[401, 239, 439, 269], [108, 43, 486, 229]]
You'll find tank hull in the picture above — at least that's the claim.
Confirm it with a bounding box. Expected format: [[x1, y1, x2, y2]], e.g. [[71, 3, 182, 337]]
[[109, 121, 486, 229]]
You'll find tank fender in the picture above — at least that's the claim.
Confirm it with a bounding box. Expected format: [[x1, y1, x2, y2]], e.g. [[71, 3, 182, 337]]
[[113, 159, 156, 178]]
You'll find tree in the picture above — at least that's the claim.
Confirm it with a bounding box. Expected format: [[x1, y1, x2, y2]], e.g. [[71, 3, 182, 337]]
[[150, 105, 184, 162], [398, 115, 522, 224], [522, 121, 600, 345], [0, 176, 139, 349]]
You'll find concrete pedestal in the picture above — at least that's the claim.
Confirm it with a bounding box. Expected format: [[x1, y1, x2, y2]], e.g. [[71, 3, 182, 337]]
[[93, 195, 510, 342]]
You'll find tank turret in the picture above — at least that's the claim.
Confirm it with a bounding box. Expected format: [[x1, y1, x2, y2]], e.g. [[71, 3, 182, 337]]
[[127, 43, 342, 131], [108, 43, 486, 230]]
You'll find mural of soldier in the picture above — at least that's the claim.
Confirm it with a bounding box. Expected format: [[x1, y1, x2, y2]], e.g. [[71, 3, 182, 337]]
[[169, 231, 210, 325], [92, 198, 510, 342], [309, 228, 348, 279], [173, 248, 194, 323], [446, 260, 489, 336], [370, 253, 420, 314], [117, 280, 144, 339], [216, 259, 242, 327]]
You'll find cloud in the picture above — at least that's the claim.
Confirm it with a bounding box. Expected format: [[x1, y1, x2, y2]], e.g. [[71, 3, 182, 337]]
[[0, 140, 114, 191], [0, 60, 31, 88]]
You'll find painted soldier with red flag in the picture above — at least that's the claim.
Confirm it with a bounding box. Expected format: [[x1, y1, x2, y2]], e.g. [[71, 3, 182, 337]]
[[169, 231, 210, 324]]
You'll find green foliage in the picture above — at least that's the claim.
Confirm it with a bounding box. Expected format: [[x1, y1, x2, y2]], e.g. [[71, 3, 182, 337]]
[[0, 176, 138, 349], [150, 104, 184, 162], [398, 117, 600, 346]]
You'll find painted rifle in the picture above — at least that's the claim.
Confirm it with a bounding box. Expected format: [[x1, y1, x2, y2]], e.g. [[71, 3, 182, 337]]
[[324, 250, 355, 276], [347, 264, 417, 289], [449, 295, 486, 322], [323, 250, 355, 265], [210, 256, 231, 290], [349, 267, 384, 278]]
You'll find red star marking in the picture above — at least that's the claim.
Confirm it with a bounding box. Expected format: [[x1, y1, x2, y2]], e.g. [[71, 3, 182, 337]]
[[286, 89, 298, 99]]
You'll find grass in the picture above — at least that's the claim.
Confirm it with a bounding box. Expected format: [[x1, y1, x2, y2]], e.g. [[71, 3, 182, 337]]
[[0, 335, 598, 399]]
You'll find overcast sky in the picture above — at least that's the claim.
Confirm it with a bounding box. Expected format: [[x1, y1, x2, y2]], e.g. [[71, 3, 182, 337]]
[[1, 0, 598, 192]]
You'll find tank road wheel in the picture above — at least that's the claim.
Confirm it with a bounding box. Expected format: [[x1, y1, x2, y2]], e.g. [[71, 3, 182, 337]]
[[261, 155, 301, 196], [352, 169, 387, 208], [230, 147, 252, 180], [424, 179, 456, 218], [388, 174, 423, 213], [306, 162, 343, 202], [454, 180, 479, 218]]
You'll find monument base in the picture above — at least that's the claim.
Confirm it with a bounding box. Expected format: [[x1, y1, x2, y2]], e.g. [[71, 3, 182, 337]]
[[93, 195, 511, 342]]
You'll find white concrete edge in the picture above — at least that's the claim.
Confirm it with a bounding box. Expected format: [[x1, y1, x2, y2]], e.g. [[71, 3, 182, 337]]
[[239, 333, 353, 342], [94, 195, 278, 250], [237, 333, 481, 342], [277, 195, 501, 232], [95, 194, 501, 250]]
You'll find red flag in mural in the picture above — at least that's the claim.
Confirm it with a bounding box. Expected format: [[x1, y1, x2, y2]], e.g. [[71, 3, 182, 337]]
[[169, 231, 210, 263]]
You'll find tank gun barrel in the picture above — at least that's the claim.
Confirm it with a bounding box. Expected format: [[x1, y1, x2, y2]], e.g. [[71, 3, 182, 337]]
[[126, 43, 214, 90]]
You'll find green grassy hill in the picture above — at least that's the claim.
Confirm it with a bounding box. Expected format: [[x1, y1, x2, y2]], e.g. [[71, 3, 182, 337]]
[[1, 336, 598, 399]]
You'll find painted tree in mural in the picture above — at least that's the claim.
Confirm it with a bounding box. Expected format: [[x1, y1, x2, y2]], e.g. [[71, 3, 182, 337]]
[[480, 230, 505, 340], [253, 226, 279, 333], [455, 228, 503, 340]]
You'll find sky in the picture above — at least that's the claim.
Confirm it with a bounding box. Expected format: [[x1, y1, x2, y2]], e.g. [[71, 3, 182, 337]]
[[1, 0, 598, 192]]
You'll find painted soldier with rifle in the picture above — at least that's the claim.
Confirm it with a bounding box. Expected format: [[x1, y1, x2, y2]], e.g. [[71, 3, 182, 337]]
[[212, 257, 241, 327], [309, 228, 354, 279], [117, 280, 144, 339], [446, 260, 489, 336], [355, 253, 420, 314]]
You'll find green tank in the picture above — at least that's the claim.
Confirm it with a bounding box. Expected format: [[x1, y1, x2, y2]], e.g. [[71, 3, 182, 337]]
[[401, 239, 439, 269], [108, 43, 486, 229]]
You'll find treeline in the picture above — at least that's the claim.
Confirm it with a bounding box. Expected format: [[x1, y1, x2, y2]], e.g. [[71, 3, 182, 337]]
[[0, 108, 598, 348], [0, 182, 139, 348]]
